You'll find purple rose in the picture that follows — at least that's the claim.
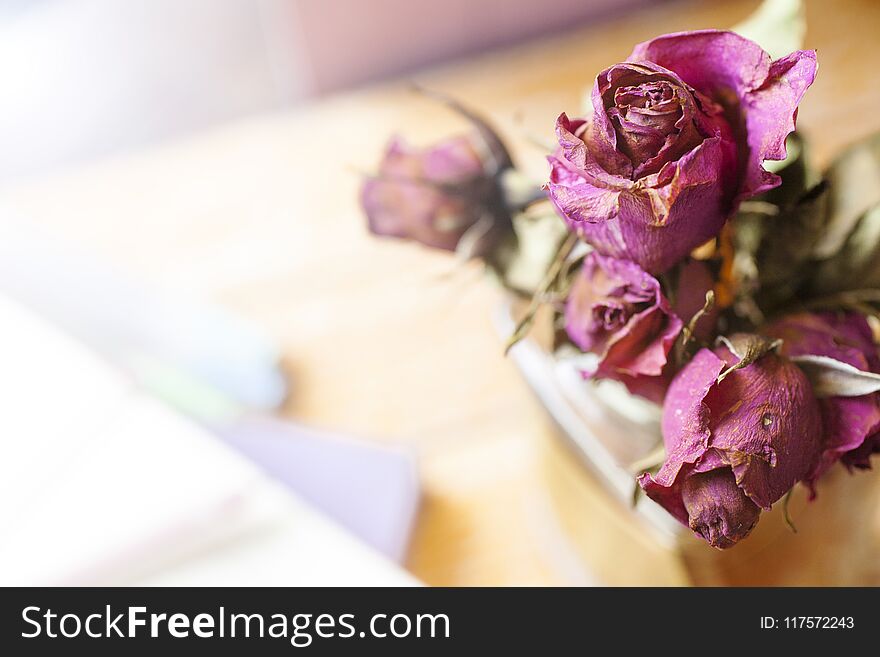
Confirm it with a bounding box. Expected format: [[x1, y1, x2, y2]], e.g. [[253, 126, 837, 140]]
[[547, 30, 817, 273], [361, 133, 511, 256], [764, 312, 880, 476], [639, 342, 822, 548], [564, 252, 683, 402]]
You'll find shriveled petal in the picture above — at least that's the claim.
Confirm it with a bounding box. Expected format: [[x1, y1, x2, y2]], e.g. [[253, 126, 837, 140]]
[[565, 252, 683, 402], [599, 305, 681, 378], [546, 156, 620, 225], [630, 30, 772, 105], [681, 468, 760, 549], [740, 50, 818, 198], [708, 348, 821, 509], [630, 30, 817, 199], [765, 312, 880, 479], [660, 348, 722, 457], [592, 138, 731, 272], [822, 396, 880, 471]]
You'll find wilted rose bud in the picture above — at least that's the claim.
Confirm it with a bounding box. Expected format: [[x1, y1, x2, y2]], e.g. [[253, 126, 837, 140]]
[[764, 312, 880, 475], [564, 252, 682, 402], [680, 468, 760, 550], [565, 253, 714, 402], [547, 30, 817, 273], [638, 341, 822, 548], [362, 124, 513, 257]]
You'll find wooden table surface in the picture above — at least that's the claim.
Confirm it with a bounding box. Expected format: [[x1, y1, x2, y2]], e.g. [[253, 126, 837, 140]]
[[3, 0, 879, 585]]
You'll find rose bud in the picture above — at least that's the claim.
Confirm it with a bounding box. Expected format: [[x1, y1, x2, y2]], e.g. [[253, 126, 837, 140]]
[[564, 251, 683, 402], [764, 312, 880, 476], [638, 341, 822, 548], [361, 116, 514, 258], [547, 31, 817, 273]]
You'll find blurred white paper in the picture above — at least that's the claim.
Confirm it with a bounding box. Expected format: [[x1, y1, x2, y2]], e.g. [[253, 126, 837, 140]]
[[0, 219, 287, 412], [0, 294, 416, 586]]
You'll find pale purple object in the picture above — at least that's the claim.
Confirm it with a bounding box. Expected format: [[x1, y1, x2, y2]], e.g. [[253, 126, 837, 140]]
[[547, 30, 817, 273], [217, 417, 420, 562], [361, 133, 510, 256]]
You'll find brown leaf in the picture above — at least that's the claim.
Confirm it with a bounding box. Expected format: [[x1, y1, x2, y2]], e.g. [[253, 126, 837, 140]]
[[715, 333, 782, 382]]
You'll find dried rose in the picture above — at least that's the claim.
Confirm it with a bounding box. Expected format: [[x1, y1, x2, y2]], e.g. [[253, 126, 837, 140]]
[[764, 312, 880, 476], [362, 128, 512, 257], [638, 341, 822, 548], [564, 251, 682, 402], [547, 30, 817, 273]]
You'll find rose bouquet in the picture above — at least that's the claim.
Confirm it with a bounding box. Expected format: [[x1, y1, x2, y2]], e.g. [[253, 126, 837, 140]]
[[360, 0, 880, 554]]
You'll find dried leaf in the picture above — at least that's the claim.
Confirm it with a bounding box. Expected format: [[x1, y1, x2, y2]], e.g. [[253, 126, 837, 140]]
[[505, 232, 578, 354], [790, 354, 880, 397], [814, 131, 880, 259], [411, 84, 513, 174], [752, 181, 829, 306], [716, 333, 782, 382], [628, 443, 667, 475], [812, 204, 880, 294], [496, 210, 569, 296], [674, 290, 715, 364]]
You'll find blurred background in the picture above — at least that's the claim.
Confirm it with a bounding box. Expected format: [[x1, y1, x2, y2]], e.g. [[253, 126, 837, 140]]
[[0, 0, 649, 182], [0, 0, 878, 586]]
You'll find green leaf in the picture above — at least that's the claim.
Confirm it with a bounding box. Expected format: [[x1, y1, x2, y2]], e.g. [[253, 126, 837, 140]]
[[732, 0, 806, 61], [790, 354, 880, 397]]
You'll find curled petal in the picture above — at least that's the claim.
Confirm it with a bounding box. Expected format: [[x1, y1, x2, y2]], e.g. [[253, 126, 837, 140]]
[[741, 49, 818, 197], [564, 252, 683, 402], [765, 312, 880, 478], [546, 156, 620, 225], [630, 30, 817, 199], [641, 344, 823, 546]]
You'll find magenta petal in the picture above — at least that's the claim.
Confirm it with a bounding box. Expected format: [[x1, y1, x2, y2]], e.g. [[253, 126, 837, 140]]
[[641, 348, 723, 520], [765, 312, 880, 478], [680, 469, 760, 549], [660, 348, 723, 464], [741, 50, 818, 198], [707, 349, 821, 509], [546, 156, 620, 225], [553, 136, 733, 273], [564, 252, 683, 401], [642, 344, 823, 545], [630, 30, 817, 200], [630, 30, 771, 104]]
